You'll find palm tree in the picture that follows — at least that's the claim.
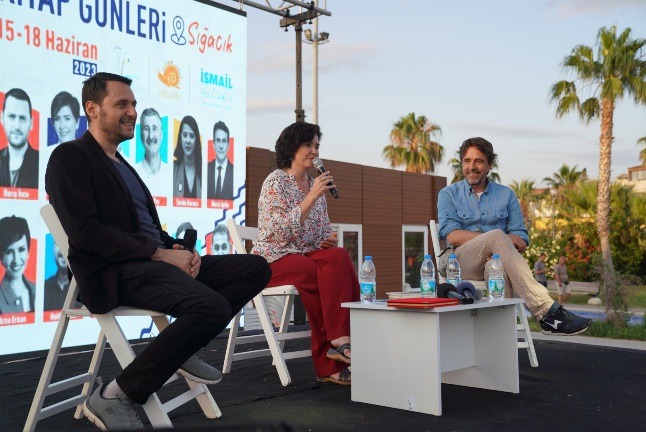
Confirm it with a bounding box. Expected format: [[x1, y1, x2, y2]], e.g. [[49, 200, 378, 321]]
[[382, 113, 443, 174], [509, 179, 536, 226], [549, 26, 646, 324], [560, 180, 597, 219], [542, 163, 588, 191], [448, 151, 463, 184], [448, 150, 502, 184], [638, 136, 646, 165]]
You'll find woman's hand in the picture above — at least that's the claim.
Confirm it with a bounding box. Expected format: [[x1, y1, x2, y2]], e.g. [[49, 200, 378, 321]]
[[299, 171, 336, 223], [319, 232, 338, 249], [308, 171, 336, 199]]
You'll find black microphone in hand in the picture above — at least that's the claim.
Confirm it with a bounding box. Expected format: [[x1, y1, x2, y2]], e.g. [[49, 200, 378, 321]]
[[183, 228, 197, 251], [438, 283, 474, 304], [456, 281, 484, 301], [312, 157, 339, 199]]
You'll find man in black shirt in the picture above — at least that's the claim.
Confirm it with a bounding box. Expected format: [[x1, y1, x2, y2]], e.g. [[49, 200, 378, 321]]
[[46, 72, 270, 430]]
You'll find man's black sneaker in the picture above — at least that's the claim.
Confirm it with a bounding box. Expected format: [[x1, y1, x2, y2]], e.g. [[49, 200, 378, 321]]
[[540, 304, 592, 336]]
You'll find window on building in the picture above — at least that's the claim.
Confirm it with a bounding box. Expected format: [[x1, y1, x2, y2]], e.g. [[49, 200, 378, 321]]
[[331, 224, 362, 275], [402, 225, 429, 290], [630, 169, 646, 181]]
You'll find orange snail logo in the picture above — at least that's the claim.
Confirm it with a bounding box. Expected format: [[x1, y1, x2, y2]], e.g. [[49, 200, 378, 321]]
[[158, 62, 181, 88]]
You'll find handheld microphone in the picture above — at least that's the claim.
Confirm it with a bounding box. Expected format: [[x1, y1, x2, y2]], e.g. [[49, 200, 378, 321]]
[[438, 283, 474, 304], [312, 157, 339, 199], [456, 281, 484, 301], [183, 228, 197, 251]]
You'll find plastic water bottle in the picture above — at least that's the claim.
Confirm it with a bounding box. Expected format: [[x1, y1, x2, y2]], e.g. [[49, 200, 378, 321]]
[[420, 255, 436, 298], [446, 253, 461, 286], [487, 254, 505, 301], [360, 256, 376, 304]]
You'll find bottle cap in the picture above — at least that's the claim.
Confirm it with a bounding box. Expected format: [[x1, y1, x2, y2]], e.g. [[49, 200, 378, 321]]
[[449, 253, 457, 259], [364, 256, 372, 260], [492, 254, 500, 259], [424, 254, 432, 259]]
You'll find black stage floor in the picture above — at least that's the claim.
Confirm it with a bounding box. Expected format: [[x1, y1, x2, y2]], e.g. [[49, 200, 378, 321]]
[[2, 328, 645, 432]]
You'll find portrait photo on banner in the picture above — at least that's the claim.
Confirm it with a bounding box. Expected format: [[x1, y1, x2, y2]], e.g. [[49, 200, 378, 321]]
[[207, 120, 235, 208], [173, 115, 203, 205], [134, 107, 170, 205], [47, 90, 87, 147], [0, 88, 40, 196], [0, 212, 38, 324]]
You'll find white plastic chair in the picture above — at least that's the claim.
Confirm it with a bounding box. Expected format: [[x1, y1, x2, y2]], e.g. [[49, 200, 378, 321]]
[[429, 220, 539, 367], [223, 219, 311, 386], [24, 204, 221, 431]]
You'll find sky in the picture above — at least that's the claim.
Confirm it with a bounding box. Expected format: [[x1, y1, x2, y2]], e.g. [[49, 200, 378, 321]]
[[241, 0, 646, 186]]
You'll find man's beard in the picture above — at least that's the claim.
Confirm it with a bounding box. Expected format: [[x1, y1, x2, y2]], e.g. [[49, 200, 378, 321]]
[[465, 169, 487, 185], [99, 112, 134, 144], [8, 136, 27, 149]]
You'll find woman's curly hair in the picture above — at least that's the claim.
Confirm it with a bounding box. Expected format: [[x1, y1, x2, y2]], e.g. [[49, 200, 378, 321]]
[[275, 122, 322, 169]]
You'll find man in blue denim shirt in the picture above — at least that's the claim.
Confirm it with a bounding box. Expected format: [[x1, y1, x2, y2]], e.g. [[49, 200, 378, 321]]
[[438, 137, 591, 336]]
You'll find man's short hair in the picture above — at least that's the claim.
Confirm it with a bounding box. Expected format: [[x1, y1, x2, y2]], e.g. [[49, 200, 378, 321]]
[[140, 107, 161, 122], [459, 137, 498, 165], [51, 91, 81, 120], [212, 224, 229, 238], [0, 215, 31, 252], [212, 121, 229, 139], [3, 88, 32, 116], [81, 72, 132, 121]]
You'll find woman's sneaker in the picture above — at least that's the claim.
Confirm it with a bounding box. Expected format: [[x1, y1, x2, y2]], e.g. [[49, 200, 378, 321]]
[[84, 384, 144, 430], [540, 304, 592, 335]]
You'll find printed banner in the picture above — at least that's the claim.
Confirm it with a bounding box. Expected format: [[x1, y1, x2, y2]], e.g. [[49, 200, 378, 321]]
[[0, 0, 247, 356]]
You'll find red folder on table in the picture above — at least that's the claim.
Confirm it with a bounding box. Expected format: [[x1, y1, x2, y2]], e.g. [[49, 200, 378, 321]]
[[386, 297, 460, 309]]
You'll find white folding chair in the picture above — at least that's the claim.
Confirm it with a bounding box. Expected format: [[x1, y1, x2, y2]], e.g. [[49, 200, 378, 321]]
[[429, 220, 538, 367], [222, 219, 311, 386], [24, 204, 222, 431]]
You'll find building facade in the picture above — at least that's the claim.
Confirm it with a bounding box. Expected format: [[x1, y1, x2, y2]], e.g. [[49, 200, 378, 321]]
[[617, 165, 646, 194], [245, 147, 447, 298]]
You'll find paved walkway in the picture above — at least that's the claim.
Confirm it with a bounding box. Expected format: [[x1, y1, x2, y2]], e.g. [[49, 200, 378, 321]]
[[530, 303, 646, 351], [565, 303, 645, 317], [531, 332, 646, 351]]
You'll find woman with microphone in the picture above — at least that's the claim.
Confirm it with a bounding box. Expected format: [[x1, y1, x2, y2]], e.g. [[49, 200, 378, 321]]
[[251, 122, 359, 386]]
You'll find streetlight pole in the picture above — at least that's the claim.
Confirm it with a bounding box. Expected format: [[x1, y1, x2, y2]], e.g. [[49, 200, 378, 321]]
[[235, 1, 331, 123], [303, 4, 330, 125], [294, 23, 305, 123], [279, 5, 327, 123], [312, 9, 319, 124]]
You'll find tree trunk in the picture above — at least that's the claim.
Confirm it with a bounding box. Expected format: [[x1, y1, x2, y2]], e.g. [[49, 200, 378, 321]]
[[598, 98, 620, 324]]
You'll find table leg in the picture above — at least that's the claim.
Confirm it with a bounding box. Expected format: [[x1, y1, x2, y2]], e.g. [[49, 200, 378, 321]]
[[350, 309, 444, 415], [441, 305, 519, 393]]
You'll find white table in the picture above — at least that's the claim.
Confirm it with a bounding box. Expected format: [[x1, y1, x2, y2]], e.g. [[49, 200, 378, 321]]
[[342, 298, 524, 415]]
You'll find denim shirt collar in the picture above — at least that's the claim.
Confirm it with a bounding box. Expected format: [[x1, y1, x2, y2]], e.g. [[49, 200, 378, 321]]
[[465, 178, 490, 196]]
